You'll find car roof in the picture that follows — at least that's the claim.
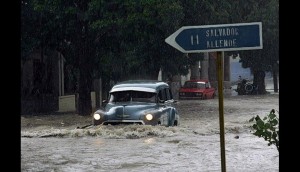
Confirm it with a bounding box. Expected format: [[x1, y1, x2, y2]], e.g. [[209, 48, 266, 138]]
[[110, 80, 169, 93], [185, 79, 209, 83]]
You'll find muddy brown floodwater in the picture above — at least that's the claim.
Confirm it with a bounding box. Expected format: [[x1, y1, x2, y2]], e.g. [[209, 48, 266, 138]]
[[21, 93, 279, 172]]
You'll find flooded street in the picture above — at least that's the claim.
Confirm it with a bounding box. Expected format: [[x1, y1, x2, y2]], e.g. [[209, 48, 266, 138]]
[[21, 93, 279, 172]]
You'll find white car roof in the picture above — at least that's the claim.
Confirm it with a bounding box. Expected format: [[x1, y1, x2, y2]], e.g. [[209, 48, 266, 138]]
[[110, 87, 156, 93]]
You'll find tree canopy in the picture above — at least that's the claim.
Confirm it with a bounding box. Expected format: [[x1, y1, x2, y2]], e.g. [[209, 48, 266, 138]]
[[21, 0, 279, 115]]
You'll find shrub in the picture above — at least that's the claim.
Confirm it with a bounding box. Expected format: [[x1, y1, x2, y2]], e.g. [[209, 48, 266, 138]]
[[249, 109, 279, 152]]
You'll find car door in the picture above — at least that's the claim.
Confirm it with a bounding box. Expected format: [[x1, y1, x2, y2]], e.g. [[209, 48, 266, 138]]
[[158, 87, 176, 126]]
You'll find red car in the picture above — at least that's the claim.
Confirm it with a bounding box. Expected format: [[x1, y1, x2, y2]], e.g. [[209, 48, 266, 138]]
[[179, 79, 216, 100]]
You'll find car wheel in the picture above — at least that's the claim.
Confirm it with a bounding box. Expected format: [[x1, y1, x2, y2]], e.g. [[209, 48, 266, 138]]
[[245, 84, 253, 93], [173, 120, 178, 126]]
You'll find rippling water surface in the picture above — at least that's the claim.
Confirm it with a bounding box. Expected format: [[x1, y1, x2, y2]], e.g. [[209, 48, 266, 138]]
[[21, 94, 279, 172]]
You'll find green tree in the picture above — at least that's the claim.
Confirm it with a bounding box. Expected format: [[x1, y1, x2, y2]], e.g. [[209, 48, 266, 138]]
[[249, 109, 279, 152], [21, 0, 94, 115], [178, 0, 234, 79], [188, 0, 279, 94], [230, 0, 279, 94], [22, 0, 186, 115], [21, 0, 70, 99], [21, 0, 279, 115]]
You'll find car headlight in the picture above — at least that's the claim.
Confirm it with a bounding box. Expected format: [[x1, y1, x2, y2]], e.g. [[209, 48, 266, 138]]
[[145, 114, 153, 121], [94, 113, 101, 120]]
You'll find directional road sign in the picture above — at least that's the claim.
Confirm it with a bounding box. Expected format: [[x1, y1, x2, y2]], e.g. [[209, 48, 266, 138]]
[[165, 22, 262, 53]]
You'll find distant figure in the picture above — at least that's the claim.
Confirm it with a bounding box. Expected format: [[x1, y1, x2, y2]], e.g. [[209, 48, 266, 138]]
[[238, 75, 242, 82]]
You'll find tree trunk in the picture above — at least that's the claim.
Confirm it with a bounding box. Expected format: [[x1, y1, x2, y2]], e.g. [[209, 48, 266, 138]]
[[77, 38, 93, 115], [273, 63, 279, 93], [78, 68, 92, 116], [190, 61, 200, 80], [253, 70, 267, 94], [273, 71, 278, 93], [208, 52, 217, 88], [200, 52, 209, 80], [76, 17, 93, 116]]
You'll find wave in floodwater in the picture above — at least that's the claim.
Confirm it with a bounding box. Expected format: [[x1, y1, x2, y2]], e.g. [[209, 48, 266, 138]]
[[21, 123, 252, 139]]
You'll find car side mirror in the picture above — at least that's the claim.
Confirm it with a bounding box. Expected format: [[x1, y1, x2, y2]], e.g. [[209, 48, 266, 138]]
[[102, 100, 108, 107]]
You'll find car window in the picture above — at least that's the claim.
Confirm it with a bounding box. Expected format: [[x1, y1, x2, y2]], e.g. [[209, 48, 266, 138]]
[[197, 83, 206, 89], [184, 82, 197, 88], [158, 88, 173, 101], [109, 91, 156, 103], [158, 89, 166, 101], [132, 91, 156, 103], [109, 91, 131, 102], [165, 88, 171, 100], [184, 81, 206, 89]]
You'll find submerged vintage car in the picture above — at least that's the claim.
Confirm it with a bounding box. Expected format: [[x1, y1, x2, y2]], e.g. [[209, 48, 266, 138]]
[[179, 79, 216, 100], [93, 80, 179, 127]]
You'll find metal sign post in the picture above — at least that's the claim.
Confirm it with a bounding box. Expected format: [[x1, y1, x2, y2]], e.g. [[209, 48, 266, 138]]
[[165, 22, 263, 172], [216, 51, 226, 172]]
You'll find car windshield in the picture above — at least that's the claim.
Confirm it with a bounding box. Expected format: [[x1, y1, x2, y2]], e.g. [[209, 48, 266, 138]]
[[184, 82, 206, 89], [109, 91, 156, 103]]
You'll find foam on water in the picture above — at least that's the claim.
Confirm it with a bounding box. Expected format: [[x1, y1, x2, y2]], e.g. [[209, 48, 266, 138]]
[[21, 121, 256, 140]]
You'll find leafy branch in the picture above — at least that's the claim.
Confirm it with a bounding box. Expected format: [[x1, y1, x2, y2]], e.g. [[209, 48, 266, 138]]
[[249, 109, 279, 152]]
